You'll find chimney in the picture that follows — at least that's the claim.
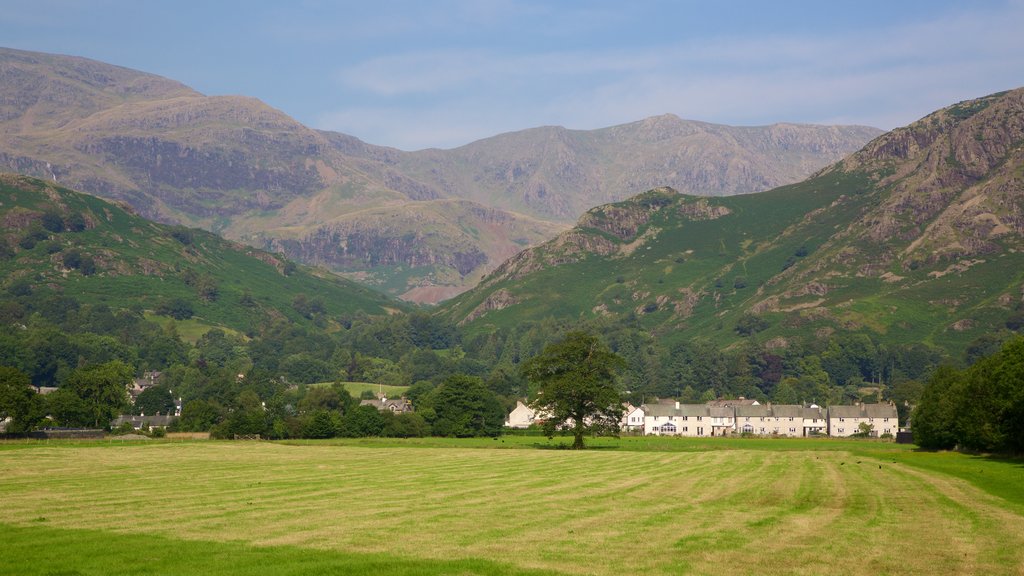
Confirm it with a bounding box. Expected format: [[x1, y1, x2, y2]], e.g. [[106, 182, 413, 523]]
[[675, 401, 680, 410]]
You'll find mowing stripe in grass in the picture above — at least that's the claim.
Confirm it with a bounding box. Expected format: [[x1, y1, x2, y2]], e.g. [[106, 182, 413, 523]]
[[0, 522, 563, 576], [2, 441, 1022, 575]]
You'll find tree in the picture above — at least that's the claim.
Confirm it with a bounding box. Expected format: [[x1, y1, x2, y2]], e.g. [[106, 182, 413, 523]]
[[522, 331, 626, 449], [734, 313, 768, 336], [66, 360, 132, 428], [338, 404, 386, 437], [45, 387, 92, 427], [176, 399, 223, 432], [426, 374, 504, 438], [0, 366, 41, 433], [302, 410, 339, 439], [912, 366, 962, 450], [133, 385, 176, 416]]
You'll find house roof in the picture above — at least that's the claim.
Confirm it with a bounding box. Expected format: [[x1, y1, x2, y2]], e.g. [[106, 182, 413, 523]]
[[706, 398, 760, 407], [360, 397, 413, 412], [642, 403, 709, 418], [828, 403, 898, 419], [113, 414, 176, 427], [735, 404, 824, 419], [708, 406, 735, 418], [734, 405, 770, 417]]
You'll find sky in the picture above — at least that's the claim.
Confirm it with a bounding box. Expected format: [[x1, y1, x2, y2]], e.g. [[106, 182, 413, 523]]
[[2, 0, 1023, 150]]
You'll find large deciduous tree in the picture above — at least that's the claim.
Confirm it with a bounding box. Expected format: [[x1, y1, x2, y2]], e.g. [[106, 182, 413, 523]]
[[427, 374, 504, 438], [66, 360, 132, 429], [0, 366, 41, 433], [522, 331, 626, 449]]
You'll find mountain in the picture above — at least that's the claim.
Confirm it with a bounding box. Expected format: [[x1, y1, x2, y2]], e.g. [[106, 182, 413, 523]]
[[390, 117, 882, 221], [440, 88, 1024, 353], [0, 47, 880, 302], [0, 173, 400, 335]]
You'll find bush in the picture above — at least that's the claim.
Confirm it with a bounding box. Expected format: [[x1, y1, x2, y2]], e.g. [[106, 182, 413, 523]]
[[735, 313, 769, 336], [41, 212, 65, 233], [112, 421, 136, 435], [156, 298, 194, 320], [170, 227, 193, 245], [62, 250, 83, 269]]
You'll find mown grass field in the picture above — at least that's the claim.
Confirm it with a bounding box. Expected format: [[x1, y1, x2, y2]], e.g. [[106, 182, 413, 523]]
[[1, 437, 1022, 575]]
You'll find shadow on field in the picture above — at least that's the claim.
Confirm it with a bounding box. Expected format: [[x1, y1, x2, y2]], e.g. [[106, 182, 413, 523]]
[[2, 522, 564, 576], [530, 441, 620, 450]]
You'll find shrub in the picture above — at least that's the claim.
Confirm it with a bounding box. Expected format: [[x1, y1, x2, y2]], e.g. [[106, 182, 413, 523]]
[[735, 313, 769, 336], [41, 212, 65, 233], [156, 298, 194, 320]]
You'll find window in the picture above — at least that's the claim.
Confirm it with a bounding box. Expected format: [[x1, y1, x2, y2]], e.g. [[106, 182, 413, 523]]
[[789, 427, 796, 433], [742, 424, 753, 434], [661, 422, 677, 434]]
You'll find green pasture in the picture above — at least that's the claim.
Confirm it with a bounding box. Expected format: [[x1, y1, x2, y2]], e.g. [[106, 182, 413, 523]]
[[309, 381, 411, 398], [1, 438, 1022, 575]]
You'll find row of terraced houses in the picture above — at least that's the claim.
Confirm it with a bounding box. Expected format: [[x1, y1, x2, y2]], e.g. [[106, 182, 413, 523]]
[[507, 399, 900, 438]]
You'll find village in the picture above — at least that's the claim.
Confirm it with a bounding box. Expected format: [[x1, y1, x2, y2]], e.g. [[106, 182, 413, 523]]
[[57, 371, 902, 441], [507, 397, 901, 439]]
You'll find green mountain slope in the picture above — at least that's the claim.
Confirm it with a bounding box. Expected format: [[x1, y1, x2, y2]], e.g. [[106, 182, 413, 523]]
[[441, 88, 1024, 354], [0, 174, 400, 334]]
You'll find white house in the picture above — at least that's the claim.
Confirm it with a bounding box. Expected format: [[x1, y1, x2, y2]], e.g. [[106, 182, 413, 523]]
[[505, 400, 536, 428], [359, 396, 414, 413], [643, 402, 713, 437], [622, 404, 645, 432], [733, 404, 824, 437], [707, 406, 735, 436], [827, 403, 899, 437]]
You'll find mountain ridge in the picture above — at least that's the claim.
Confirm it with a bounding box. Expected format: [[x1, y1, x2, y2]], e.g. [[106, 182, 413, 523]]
[[440, 88, 1024, 354], [0, 46, 882, 301]]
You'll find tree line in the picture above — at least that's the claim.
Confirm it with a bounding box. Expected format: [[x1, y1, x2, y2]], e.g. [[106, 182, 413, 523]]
[[913, 337, 1024, 453], [2, 282, 1022, 449]]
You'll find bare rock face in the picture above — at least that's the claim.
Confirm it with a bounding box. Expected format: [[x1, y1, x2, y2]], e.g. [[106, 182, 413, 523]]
[[837, 89, 1024, 263], [397, 117, 882, 222], [462, 289, 520, 324]]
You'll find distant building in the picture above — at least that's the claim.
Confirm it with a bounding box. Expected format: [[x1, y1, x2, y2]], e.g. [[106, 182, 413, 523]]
[[359, 396, 414, 414], [734, 404, 823, 437], [622, 404, 646, 432], [112, 414, 177, 430], [827, 403, 898, 437], [643, 402, 714, 437], [505, 401, 536, 429]]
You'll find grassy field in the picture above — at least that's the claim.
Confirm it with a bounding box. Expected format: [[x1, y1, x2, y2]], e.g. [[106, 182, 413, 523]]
[[1, 438, 1022, 575], [309, 381, 411, 398]]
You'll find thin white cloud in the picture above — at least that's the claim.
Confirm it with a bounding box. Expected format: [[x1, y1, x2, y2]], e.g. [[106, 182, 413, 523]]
[[321, 1, 1024, 149]]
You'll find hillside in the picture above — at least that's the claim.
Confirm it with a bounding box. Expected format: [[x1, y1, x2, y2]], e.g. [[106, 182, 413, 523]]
[[441, 88, 1024, 353], [0, 173, 399, 334], [0, 47, 879, 301], [391, 117, 882, 221]]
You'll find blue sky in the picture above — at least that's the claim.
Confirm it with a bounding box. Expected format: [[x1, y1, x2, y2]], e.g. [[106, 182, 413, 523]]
[[2, 0, 1023, 150]]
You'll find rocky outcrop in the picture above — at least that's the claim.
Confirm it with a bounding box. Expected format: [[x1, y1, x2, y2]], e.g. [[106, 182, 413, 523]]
[[462, 289, 520, 324]]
